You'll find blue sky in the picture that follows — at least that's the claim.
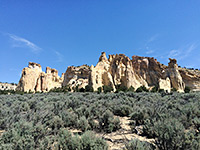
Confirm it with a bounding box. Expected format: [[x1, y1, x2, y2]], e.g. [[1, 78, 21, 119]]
[[0, 1, 200, 83]]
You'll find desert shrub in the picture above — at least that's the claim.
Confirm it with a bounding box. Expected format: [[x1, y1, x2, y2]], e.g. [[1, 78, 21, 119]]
[[193, 117, 200, 132], [97, 87, 102, 94], [0, 121, 40, 150], [115, 84, 128, 92], [125, 139, 155, 150], [185, 86, 191, 93], [85, 85, 94, 92], [130, 109, 149, 126], [99, 110, 121, 133], [113, 105, 133, 117], [158, 89, 164, 93], [56, 129, 108, 150], [154, 119, 185, 150], [172, 87, 177, 92], [1, 91, 200, 149], [136, 86, 149, 93], [46, 116, 64, 134], [103, 85, 113, 93], [127, 86, 135, 92], [183, 129, 200, 149], [81, 131, 108, 150], [151, 86, 158, 93], [79, 87, 85, 92], [78, 116, 89, 132], [56, 129, 81, 150]]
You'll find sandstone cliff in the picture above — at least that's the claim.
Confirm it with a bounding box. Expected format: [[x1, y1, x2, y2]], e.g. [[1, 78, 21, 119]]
[[62, 65, 90, 90], [89, 52, 186, 92], [17, 62, 63, 92], [17, 52, 200, 93], [179, 68, 200, 91]]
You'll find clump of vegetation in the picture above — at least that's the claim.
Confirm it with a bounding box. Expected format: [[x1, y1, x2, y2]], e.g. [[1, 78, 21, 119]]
[[0, 92, 200, 149], [184, 86, 191, 93], [125, 139, 155, 150], [136, 86, 149, 92], [103, 85, 113, 93]]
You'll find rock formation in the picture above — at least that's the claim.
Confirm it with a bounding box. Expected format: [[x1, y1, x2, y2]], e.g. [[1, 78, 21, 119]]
[[17, 52, 200, 93], [0, 82, 17, 91], [159, 78, 171, 93], [179, 68, 200, 91], [165, 58, 185, 92], [16, 62, 63, 92], [62, 65, 90, 90]]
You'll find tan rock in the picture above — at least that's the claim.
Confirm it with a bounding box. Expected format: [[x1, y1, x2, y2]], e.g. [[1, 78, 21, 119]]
[[179, 68, 200, 91], [166, 58, 185, 92], [89, 53, 149, 91], [159, 77, 171, 93], [17, 62, 42, 92], [62, 65, 90, 90], [132, 56, 166, 87], [0, 82, 17, 91], [17, 62, 63, 92], [17, 52, 200, 93]]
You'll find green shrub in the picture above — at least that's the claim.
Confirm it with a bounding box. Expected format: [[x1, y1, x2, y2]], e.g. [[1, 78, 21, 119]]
[[97, 87, 102, 94], [79, 87, 85, 92], [99, 110, 121, 133], [81, 131, 108, 150], [78, 116, 89, 132], [115, 84, 128, 92], [125, 139, 155, 150], [127, 86, 135, 92], [154, 119, 185, 150], [103, 85, 113, 93], [136, 86, 149, 93], [85, 85, 94, 92], [185, 86, 191, 93], [113, 105, 133, 117], [56, 129, 108, 150], [151, 86, 158, 93]]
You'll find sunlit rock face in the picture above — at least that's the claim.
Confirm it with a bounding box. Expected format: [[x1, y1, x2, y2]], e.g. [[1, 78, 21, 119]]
[[179, 68, 200, 91], [164, 58, 185, 92], [17, 62, 63, 92], [17, 52, 200, 92], [62, 65, 90, 91]]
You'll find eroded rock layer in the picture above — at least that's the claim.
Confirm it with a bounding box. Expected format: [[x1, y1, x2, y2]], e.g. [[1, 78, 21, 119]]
[[62, 65, 91, 90], [17, 52, 200, 92]]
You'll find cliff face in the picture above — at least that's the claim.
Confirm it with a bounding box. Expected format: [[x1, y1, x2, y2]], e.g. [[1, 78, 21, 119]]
[[17, 52, 200, 92], [16, 62, 63, 92], [62, 65, 90, 90], [89, 52, 185, 92], [179, 68, 200, 91]]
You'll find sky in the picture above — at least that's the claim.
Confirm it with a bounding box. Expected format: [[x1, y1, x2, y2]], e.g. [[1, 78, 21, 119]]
[[0, 0, 200, 83]]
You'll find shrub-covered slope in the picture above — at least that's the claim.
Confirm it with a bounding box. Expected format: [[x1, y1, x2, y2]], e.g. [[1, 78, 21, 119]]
[[0, 92, 200, 149]]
